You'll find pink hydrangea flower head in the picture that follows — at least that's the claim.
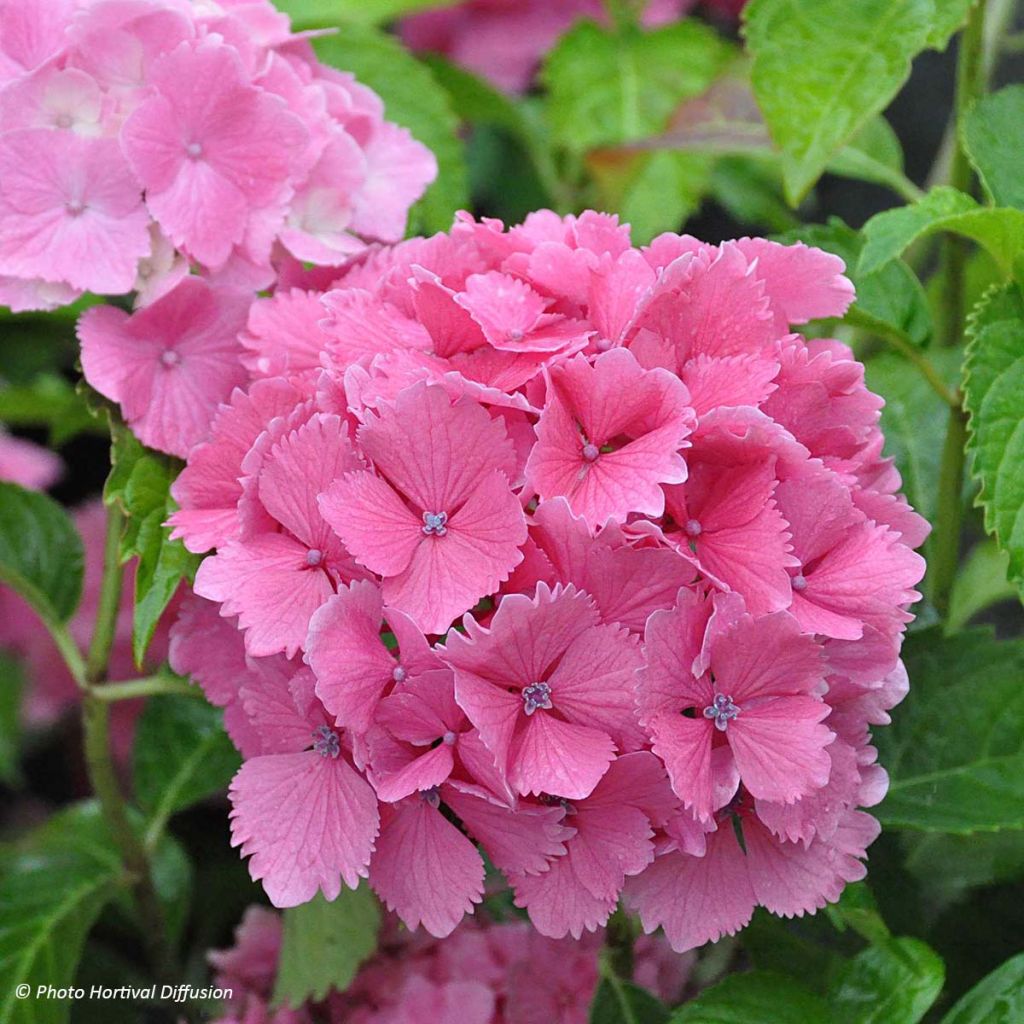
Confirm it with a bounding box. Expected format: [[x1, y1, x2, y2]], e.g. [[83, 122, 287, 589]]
[[320, 382, 528, 634]]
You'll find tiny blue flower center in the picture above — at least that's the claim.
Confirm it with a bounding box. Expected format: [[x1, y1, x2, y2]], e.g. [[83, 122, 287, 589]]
[[186, 141, 203, 159], [684, 518, 702, 538], [160, 349, 180, 368], [305, 548, 323, 567], [581, 443, 600, 463], [312, 724, 341, 759], [392, 664, 407, 683], [422, 510, 448, 536], [703, 693, 741, 732], [421, 786, 441, 808], [522, 681, 553, 716], [791, 573, 808, 592]]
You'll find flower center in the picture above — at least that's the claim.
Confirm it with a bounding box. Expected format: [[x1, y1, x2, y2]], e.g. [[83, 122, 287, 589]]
[[522, 681, 553, 716], [55, 112, 74, 129], [442, 730, 457, 746], [422, 510, 448, 536], [305, 548, 323, 567], [684, 518, 702, 538], [791, 573, 808, 592], [185, 141, 203, 159], [312, 724, 340, 759], [581, 443, 600, 462], [160, 349, 180, 368], [703, 693, 741, 732], [65, 198, 86, 217], [421, 786, 441, 808], [392, 664, 407, 683]]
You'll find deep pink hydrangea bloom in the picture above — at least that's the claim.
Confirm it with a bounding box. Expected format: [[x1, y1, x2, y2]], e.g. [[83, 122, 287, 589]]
[[169, 210, 926, 948], [207, 904, 692, 1024]]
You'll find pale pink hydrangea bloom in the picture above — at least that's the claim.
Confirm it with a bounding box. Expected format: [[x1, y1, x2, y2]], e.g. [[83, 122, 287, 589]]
[[207, 904, 693, 1024], [0, 0, 436, 462], [170, 210, 926, 950]]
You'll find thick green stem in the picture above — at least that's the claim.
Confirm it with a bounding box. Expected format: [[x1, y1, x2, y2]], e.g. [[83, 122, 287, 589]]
[[85, 503, 125, 684], [82, 693, 171, 975], [91, 674, 201, 703], [928, 0, 990, 613], [930, 402, 969, 616]]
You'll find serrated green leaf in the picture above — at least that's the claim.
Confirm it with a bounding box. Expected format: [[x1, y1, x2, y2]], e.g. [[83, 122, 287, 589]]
[[776, 217, 932, 345], [103, 427, 199, 665], [0, 809, 123, 1024], [0, 654, 23, 788], [744, 0, 933, 204], [670, 971, 830, 1023], [875, 627, 1024, 832], [275, 0, 460, 29], [133, 693, 239, 832], [0, 482, 83, 625], [864, 349, 959, 524], [963, 283, 1024, 596], [313, 29, 466, 234], [542, 20, 729, 154], [590, 976, 668, 1024], [947, 540, 1018, 631], [273, 888, 381, 1008], [828, 937, 944, 1024], [860, 187, 1024, 276], [963, 85, 1024, 210], [939, 952, 1024, 1024]]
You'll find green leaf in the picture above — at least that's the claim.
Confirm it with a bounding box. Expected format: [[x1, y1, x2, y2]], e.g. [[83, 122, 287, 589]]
[[859, 187, 1024, 276], [903, 830, 1024, 908], [275, 0, 460, 29], [0, 482, 83, 625], [928, 0, 979, 49], [0, 374, 101, 446], [826, 116, 919, 202], [939, 952, 1024, 1024], [947, 540, 1019, 631], [0, 654, 23, 788], [826, 883, 891, 946], [963, 283, 1024, 596], [875, 626, 1024, 832], [711, 157, 797, 233], [590, 976, 668, 1024], [273, 888, 381, 1008], [0, 810, 123, 1024], [104, 427, 199, 665], [133, 692, 240, 831], [313, 29, 467, 235], [669, 971, 830, 1023], [744, 0, 932, 204], [828, 938, 944, 1024], [963, 86, 1024, 210], [864, 349, 960, 524], [542, 20, 729, 154], [776, 217, 932, 345]]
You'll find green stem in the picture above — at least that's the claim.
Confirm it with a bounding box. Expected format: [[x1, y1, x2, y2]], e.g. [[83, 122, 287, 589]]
[[604, 907, 637, 982], [85, 502, 124, 684], [90, 674, 201, 703], [930, 402, 969, 616], [82, 693, 172, 976], [844, 308, 958, 407], [929, 0, 990, 613]]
